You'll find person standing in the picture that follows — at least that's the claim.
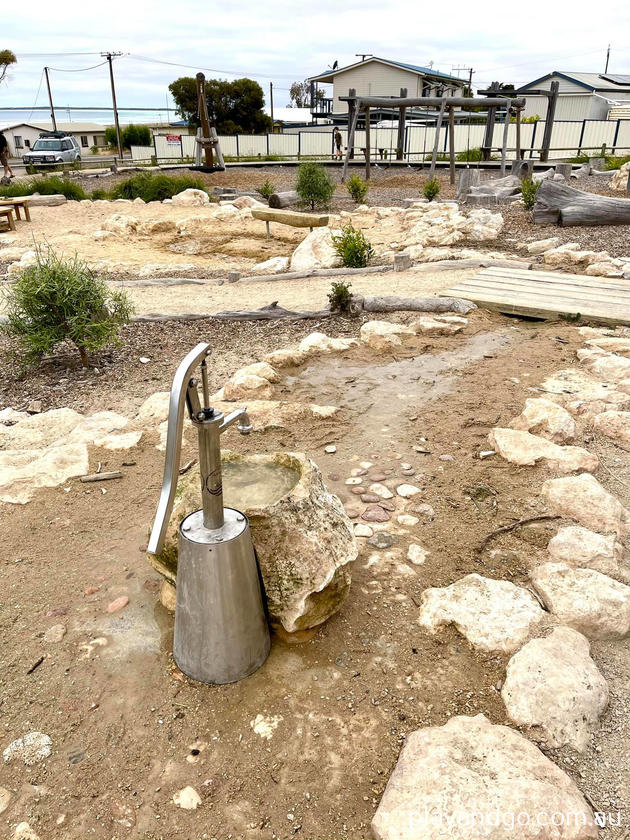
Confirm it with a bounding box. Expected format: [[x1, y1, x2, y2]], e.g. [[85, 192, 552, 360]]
[[334, 127, 343, 160], [0, 132, 14, 181]]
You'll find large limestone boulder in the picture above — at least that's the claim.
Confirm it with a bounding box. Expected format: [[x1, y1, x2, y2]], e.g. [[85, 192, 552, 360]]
[[409, 314, 467, 335], [250, 256, 289, 274], [102, 214, 139, 234], [585, 335, 630, 357], [525, 236, 560, 255], [0, 443, 89, 504], [171, 188, 210, 206], [138, 219, 177, 235], [592, 409, 630, 449], [418, 573, 545, 654], [488, 428, 598, 472], [298, 332, 358, 356], [501, 626, 608, 751], [221, 362, 279, 402], [609, 160, 630, 191], [147, 451, 357, 633], [0, 408, 82, 449], [542, 473, 630, 535], [371, 714, 597, 840], [289, 228, 342, 272], [531, 562, 630, 639], [579, 349, 630, 382], [508, 398, 576, 443], [360, 320, 415, 350], [548, 526, 630, 583]]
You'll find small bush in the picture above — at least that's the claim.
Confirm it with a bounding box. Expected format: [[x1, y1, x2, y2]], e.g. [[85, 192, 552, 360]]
[[423, 178, 440, 201], [90, 188, 108, 200], [456, 147, 483, 162], [110, 172, 209, 202], [521, 177, 540, 210], [346, 174, 369, 204], [3, 247, 133, 368], [0, 176, 87, 201], [332, 224, 374, 268], [256, 179, 275, 200], [90, 145, 99, 155], [328, 280, 353, 313], [296, 161, 335, 211]]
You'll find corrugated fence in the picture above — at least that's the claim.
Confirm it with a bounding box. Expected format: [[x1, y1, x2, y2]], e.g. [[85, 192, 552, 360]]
[[131, 119, 630, 163]]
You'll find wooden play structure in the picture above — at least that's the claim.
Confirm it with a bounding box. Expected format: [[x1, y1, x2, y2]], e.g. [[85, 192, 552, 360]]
[[339, 90, 526, 184], [251, 207, 329, 238], [190, 72, 225, 173]]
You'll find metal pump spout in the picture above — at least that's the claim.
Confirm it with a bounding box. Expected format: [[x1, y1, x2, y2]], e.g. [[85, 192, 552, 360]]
[[147, 342, 252, 555]]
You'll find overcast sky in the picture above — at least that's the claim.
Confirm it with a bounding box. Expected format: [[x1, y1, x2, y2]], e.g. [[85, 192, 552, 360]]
[[2, 0, 628, 120]]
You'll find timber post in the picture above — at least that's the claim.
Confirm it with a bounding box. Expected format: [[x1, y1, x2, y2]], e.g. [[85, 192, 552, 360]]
[[448, 104, 456, 184], [365, 106, 371, 180], [396, 87, 407, 160], [342, 89, 358, 183], [429, 99, 447, 180], [540, 81, 559, 163]]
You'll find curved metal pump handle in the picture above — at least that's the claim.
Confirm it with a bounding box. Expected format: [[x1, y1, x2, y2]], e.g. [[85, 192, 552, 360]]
[[147, 342, 210, 555]]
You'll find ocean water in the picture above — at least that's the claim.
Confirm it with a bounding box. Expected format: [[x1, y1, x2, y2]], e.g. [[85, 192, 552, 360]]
[[1, 108, 179, 127]]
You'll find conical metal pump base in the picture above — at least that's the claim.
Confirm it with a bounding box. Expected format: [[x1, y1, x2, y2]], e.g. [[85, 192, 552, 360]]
[[173, 507, 271, 685]]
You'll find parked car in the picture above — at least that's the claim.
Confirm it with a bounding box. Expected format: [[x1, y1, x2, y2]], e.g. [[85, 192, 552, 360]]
[[23, 132, 81, 165]]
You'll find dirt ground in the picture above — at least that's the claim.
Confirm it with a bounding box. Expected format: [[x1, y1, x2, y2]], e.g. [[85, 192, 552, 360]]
[[1, 310, 629, 839]]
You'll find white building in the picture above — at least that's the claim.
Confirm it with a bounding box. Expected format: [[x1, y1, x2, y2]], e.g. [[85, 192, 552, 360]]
[[307, 56, 467, 121], [0, 121, 110, 157], [517, 72, 630, 121]]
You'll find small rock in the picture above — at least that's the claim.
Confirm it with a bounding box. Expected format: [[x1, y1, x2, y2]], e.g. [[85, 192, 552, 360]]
[[439, 454, 454, 462], [354, 524, 374, 538], [369, 482, 394, 499], [361, 493, 381, 503], [397, 514, 419, 526], [43, 624, 66, 643], [397, 483, 421, 498], [489, 428, 598, 472], [369, 472, 387, 482], [13, 824, 41, 840], [411, 502, 435, 521], [0, 787, 11, 814], [173, 786, 202, 810], [368, 532, 396, 549], [401, 467, 416, 476], [542, 473, 630, 535], [107, 596, 129, 613], [350, 487, 365, 495], [84, 585, 100, 595], [362, 505, 391, 523], [548, 526, 630, 583], [509, 397, 576, 444], [345, 477, 363, 485], [324, 444, 337, 454], [26, 400, 42, 414], [3, 731, 52, 765], [407, 544, 428, 565]]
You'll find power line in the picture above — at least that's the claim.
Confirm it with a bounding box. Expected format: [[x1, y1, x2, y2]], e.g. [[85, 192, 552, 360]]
[[47, 60, 110, 73], [126, 53, 296, 80], [26, 70, 44, 122]]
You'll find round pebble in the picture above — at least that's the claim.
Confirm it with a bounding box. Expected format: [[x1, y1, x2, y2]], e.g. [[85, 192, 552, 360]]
[[324, 445, 337, 454], [354, 523, 374, 538], [397, 484, 421, 498], [362, 505, 391, 523], [367, 532, 396, 549], [345, 477, 363, 485]]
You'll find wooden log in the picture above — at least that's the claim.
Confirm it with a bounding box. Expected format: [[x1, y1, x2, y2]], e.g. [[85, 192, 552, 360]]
[[80, 471, 123, 483], [429, 99, 447, 180], [511, 160, 533, 179], [268, 190, 299, 209], [448, 106, 455, 185], [500, 111, 510, 176], [365, 106, 371, 181], [362, 296, 476, 315], [533, 179, 630, 226], [251, 207, 329, 228], [456, 169, 480, 200], [342, 91, 358, 183], [213, 302, 330, 321], [554, 163, 573, 181]]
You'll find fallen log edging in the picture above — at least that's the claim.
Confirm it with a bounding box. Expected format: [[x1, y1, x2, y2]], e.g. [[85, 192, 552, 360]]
[[533, 180, 630, 226]]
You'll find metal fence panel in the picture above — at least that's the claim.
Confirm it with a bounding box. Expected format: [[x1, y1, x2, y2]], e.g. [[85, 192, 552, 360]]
[[581, 119, 618, 151], [130, 145, 153, 161], [268, 134, 299, 156], [235, 135, 268, 157]]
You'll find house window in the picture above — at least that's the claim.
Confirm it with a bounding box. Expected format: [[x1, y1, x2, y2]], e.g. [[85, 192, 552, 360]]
[[93, 136, 100, 147], [80, 135, 89, 148], [25, 139, 31, 148], [422, 82, 431, 97], [14, 135, 23, 149]]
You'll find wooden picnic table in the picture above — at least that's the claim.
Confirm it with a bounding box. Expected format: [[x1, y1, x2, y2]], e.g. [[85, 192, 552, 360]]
[[0, 197, 31, 221], [0, 207, 16, 231]]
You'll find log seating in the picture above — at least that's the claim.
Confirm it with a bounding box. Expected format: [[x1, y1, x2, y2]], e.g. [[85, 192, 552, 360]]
[[0, 197, 31, 222], [251, 207, 329, 239]]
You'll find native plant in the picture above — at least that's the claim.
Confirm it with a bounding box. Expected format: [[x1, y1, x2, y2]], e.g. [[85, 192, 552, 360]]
[[296, 161, 335, 211], [0, 176, 87, 201], [521, 177, 540, 210], [346, 174, 369, 204], [4, 246, 133, 368], [332, 224, 374, 268], [423, 178, 441, 201], [110, 171, 208, 202], [256, 179, 276, 201], [328, 280, 353, 313]]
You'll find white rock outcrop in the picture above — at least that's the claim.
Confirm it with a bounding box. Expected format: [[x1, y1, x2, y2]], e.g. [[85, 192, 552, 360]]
[[250, 255, 289, 274], [609, 161, 630, 191], [501, 626, 608, 751], [409, 314, 467, 335], [371, 714, 597, 840], [526, 237, 560, 255], [138, 219, 177, 235], [548, 525, 630, 583], [579, 349, 630, 382], [531, 562, 630, 639], [418, 573, 545, 653], [542, 473, 630, 535], [298, 332, 358, 356], [488, 428, 598, 472], [102, 214, 139, 234], [171, 188, 210, 206], [508, 398, 576, 443], [289, 227, 342, 272], [360, 320, 414, 350], [592, 410, 630, 449]]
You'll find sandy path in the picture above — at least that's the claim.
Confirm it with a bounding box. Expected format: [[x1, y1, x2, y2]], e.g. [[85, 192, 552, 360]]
[[118, 266, 478, 315]]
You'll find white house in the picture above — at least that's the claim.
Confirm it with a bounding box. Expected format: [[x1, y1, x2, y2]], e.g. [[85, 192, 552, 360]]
[[517, 72, 630, 120], [0, 121, 110, 157], [307, 56, 467, 121]]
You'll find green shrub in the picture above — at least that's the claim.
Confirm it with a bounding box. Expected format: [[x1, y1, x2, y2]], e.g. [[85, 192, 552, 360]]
[[332, 224, 374, 268], [256, 179, 275, 200], [3, 246, 133, 368], [521, 177, 540, 210], [122, 124, 152, 148], [110, 171, 209, 202], [423, 178, 440, 201], [90, 145, 99, 155], [90, 188, 108, 200], [604, 154, 630, 171], [346, 174, 369, 204], [456, 147, 483, 162], [0, 176, 87, 200], [328, 280, 353, 313], [296, 161, 335, 211]]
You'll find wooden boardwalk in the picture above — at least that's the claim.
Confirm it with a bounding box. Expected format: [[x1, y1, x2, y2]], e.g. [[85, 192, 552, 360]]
[[441, 266, 630, 326]]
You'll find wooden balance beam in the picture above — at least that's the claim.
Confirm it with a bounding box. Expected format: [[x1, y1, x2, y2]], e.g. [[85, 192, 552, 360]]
[[0, 207, 16, 231], [0, 197, 31, 222], [251, 207, 329, 239]]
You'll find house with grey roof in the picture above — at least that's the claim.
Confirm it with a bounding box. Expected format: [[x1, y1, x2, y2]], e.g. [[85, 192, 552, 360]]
[[516, 72, 630, 120], [307, 56, 467, 124]]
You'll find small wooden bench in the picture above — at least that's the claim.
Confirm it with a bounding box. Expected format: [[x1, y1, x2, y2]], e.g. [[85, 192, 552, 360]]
[[251, 207, 329, 239], [0, 207, 16, 231], [0, 197, 31, 222]]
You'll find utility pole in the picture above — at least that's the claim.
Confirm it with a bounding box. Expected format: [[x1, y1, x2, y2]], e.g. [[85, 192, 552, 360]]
[[101, 51, 124, 159], [269, 81, 274, 126], [605, 44, 611, 74], [452, 66, 474, 96], [44, 67, 57, 131]]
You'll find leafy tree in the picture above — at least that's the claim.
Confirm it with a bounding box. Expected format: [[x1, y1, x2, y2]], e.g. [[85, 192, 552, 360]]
[[104, 126, 118, 148], [0, 49, 16, 85], [295, 161, 335, 211], [168, 76, 272, 134], [4, 246, 133, 368], [104, 124, 152, 149], [288, 80, 323, 108]]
